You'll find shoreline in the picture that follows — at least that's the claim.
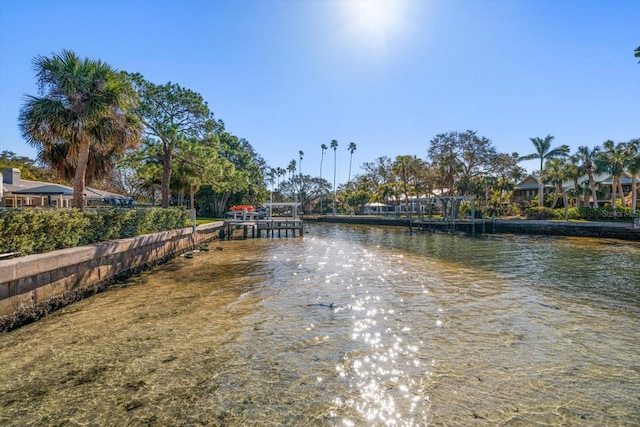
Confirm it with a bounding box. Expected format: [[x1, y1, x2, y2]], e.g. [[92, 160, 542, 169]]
[[0, 222, 226, 333], [2, 217, 637, 332], [308, 215, 640, 241]]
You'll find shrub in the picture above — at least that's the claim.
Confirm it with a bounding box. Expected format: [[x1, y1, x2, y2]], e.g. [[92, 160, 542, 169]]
[[524, 206, 555, 220], [458, 202, 482, 218], [576, 206, 636, 220], [0, 207, 189, 256], [506, 204, 523, 217], [563, 207, 582, 220], [577, 207, 601, 220], [526, 206, 636, 221]]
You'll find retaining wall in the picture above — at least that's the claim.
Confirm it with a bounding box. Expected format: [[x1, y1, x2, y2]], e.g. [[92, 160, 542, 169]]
[[0, 222, 224, 332]]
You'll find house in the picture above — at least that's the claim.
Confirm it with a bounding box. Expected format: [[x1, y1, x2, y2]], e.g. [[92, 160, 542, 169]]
[[363, 202, 390, 214], [513, 174, 554, 205], [597, 172, 636, 208], [386, 194, 445, 214], [1, 168, 132, 208], [513, 172, 638, 208]]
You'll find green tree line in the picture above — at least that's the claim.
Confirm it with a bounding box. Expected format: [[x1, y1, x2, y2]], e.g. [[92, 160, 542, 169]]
[[16, 50, 266, 217], [8, 49, 639, 219]]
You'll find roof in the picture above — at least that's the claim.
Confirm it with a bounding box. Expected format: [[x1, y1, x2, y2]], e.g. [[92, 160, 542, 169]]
[[262, 202, 301, 207], [597, 173, 632, 185], [515, 175, 554, 190], [2, 175, 131, 200], [12, 184, 74, 195], [85, 187, 131, 200], [515, 182, 541, 190], [3, 178, 55, 194], [518, 175, 539, 185]]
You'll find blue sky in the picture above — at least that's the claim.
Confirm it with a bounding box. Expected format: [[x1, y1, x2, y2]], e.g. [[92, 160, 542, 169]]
[[1, 0, 638, 185]]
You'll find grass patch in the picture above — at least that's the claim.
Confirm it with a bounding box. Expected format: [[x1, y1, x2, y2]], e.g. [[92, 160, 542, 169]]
[[196, 217, 224, 225]]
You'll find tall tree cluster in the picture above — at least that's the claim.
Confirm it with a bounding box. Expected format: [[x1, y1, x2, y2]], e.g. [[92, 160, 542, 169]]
[[428, 130, 498, 197], [519, 135, 570, 206], [128, 74, 221, 208], [17, 49, 268, 213], [15, 50, 640, 217]]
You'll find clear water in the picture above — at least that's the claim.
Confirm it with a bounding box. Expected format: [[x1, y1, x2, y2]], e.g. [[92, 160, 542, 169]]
[[1, 223, 639, 426]]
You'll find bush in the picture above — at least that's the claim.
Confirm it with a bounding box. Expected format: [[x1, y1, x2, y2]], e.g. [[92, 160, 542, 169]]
[[0, 207, 189, 256], [563, 207, 582, 220], [577, 207, 601, 220], [506, 204, 523, 217], [523, 206, 636, 221], [524, 206, 555, 219], [578, 206, 636, 220]]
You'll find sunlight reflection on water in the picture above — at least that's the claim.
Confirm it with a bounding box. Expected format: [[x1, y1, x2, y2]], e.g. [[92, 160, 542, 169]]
[[0, 224, 638, 426]]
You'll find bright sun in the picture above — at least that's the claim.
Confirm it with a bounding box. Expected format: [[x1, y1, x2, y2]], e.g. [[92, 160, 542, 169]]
[[339, 0, 410, 55]]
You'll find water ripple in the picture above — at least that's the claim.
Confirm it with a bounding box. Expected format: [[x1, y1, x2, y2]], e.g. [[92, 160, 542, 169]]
[[0, 224, 638, 426]]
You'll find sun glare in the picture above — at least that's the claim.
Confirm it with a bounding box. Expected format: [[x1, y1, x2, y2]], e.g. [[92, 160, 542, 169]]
[[339, 0, 410, 55]]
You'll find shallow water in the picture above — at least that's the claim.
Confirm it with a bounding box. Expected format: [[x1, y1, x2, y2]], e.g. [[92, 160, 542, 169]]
[[1, 223, 639, 426]]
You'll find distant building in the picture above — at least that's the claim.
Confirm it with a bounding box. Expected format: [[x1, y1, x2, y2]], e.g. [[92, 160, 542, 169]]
[[1, 168, 132, 208], [597, 173, 635, 208], [513, 172, 638, 208], [512, 174, 554, 206], [363, 202, 389, 214]]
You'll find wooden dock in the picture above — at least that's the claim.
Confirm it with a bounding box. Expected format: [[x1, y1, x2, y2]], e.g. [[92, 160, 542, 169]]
[[258, 218, 304, 237], [224, 210, 303, 239]]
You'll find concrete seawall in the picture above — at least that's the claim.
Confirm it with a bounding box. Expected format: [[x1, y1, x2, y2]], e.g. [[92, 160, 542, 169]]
[[313, 216, 640, 241], [0, 222, 225, 332]]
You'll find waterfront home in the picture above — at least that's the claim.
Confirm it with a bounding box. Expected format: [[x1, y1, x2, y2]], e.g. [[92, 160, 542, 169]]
[[514, 172, 638, 208], [1, 168, 132, 208], [596, 172, 636, 207], [363, 202, 392, 214], [512, 174, 554, 206]]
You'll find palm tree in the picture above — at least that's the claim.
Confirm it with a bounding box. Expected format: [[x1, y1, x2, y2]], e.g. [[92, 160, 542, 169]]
[[438, 152, 461, 198], [298, 150, 304, 208], [287, 159, 296, 182], [575, 145, 601, 208], [490, 152, 520, 212], [392, 155, 415, 215], [347, 142, 357, 184], [373, 182, 394, 215], [565, 154, 583, 208], [320, 143, 327, 179], [330, 139, 338, 215], [19, 50, 142, 208], [275, 166, 286, 194], [595, 140, 626, 212], [508, 165, 526, 206], [544, 158, 569, 214], [266, 167, 276, 192], [37, 140, 121, 187], [624, 138, 640, 215], [519, 135, 569, 206]]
